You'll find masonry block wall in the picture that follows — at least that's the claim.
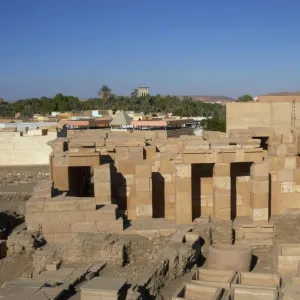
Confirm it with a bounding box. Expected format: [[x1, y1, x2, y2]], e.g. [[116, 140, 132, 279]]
[[47, 129, 288, 227], [25, 181, 123, 244], [213, 163, 231, 220], [250, 162, 269, 221]]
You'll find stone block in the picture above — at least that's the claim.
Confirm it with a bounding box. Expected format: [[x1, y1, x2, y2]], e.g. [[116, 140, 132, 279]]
[[94, 182, 111, 195], [235, 149, 245, 162], [278, 244, 300, 276], [93, 164, 111, 182], [96, 218, 123, 232], [42, 222, 71, 234], [222, 152, 236, 163], [175, 164, 191, 178], [52, 233, 79, 244], [26, 198, 45, 213], [161, 173, 174, 183], [213, 163, 230, 176], [123, 174, 134, 185], [71, 221, 98, 233], [86, 205, 117, 221], [191, 268, 236, 289], [252, 208, 268, 221], [117, 160, 136, 174], [26, 212, 59, 224], [213, 176, 231, 190], [173, 282, 223, 300], [135, 178, 151, 192], [295, 169, 300, 184], [285, 157, 297, 170], [46, 260, 62, 271], [250, 162, 269, 180], [58, 211, 87, 223], [250, 180, 269, 193], [277, 169, 294, 182], [136, 205, 153, 217], [250, 192, 268, 209], [135, 162, 152, 178]]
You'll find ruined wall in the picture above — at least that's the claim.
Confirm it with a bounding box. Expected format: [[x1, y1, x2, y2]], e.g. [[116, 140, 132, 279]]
[[226, 102, 300, 134], [0, 131, 57, 166], [267, 156, 300, 214]]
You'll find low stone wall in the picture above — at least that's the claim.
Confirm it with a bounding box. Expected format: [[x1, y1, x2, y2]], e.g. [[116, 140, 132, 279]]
[[0, 166, 50, 187]]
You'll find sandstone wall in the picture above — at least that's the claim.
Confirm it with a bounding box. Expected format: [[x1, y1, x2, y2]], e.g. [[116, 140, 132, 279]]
[[226, 102, 300, 134], [0, 131, 57, 166]]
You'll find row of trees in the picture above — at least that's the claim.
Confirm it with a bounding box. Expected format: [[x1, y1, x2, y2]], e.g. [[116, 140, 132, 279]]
[[0, 85, 253, 131]]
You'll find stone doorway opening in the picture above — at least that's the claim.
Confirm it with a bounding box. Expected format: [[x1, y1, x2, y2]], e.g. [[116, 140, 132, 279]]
[[230, 162, 252, 220], [68, 166, 93, 197], [191, 163, 214, 221]]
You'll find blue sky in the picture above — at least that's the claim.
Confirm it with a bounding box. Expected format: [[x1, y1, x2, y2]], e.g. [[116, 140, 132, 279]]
[[0, 0, 300, 100]]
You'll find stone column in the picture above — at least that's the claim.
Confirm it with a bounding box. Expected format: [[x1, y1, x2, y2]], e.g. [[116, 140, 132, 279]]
[[213, 163, 231, 220], [250, 162, 269, 222], [94, 164, 112, 205], [134, 162, 153, 220], [175, 164, 192, 224]]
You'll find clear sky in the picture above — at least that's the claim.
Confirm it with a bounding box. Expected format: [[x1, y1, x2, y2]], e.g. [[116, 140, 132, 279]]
[[1, 0, 300, 100]]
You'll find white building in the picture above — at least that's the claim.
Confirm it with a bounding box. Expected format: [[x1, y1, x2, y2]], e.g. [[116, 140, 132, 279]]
[[137, 86, 150, 97]]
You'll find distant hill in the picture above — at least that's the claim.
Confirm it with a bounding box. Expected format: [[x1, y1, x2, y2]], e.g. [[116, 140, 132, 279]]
[[265, 92, 300, 96], [189, 95, 236, 104]]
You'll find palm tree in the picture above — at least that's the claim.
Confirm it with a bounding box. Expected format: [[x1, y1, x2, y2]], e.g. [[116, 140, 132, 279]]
[[98, 85, 112, 101]]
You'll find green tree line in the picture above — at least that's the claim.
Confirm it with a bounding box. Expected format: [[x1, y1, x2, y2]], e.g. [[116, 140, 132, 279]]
[[0, 86, 253, 132]]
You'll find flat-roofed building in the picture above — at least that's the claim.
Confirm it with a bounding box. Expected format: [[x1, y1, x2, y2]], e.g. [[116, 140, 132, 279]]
[[137, 86, 149, 97]]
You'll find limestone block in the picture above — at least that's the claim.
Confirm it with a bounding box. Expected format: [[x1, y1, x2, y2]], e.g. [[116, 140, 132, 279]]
[[58, 211, 87, 223], [123, 174, 134, 185], [95, 195, 111, 205], [285, 157, 297, 170], [135, 178, 151, 192], [93, 164, 111, 182], [213, 177, 231, 190], [250, 180, 269, 193], [205, 151, 222, 163], [278, 244, 300, 276], [277, 169, 294, 182], [160, 159, 175, 173], [26, 212, 59, 224], [71, 221, 98, 233], [42, 222, 71, 234], [96, 218, 123, 232], [161, 173, 174, 183], [252, 208, 268, 221], [183, 140, 210, 150], [295, 169, 300, 184], [207, 244, 252, 272], [250, 162, 269, 180], [135, 162, 152, 178], [26, 198, 45, 213], [117, 160, 136, 174], [222, 152, 236, 163], [94, 182, 111, 195], [250, 192, 268, 209], [86, 205, 117, 221], [136, 205, 153, 217], [235, 149, 245, 162], [53, 155, 69, 166], [213, 163, 230, 177], [115, 147, 129, 161], [175, 180, 192, 224], [281, 182, 295, 193], [175, 164, 191, 178]]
